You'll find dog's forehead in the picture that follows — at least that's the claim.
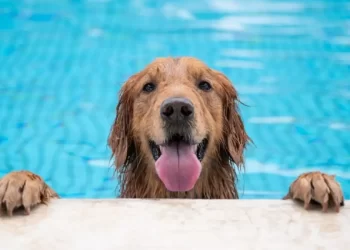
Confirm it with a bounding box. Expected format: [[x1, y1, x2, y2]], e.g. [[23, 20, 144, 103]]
[[146, 57, 208, 81]]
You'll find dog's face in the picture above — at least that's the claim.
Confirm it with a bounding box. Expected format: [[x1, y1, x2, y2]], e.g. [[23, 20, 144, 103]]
[[109, 57, 249, 193]]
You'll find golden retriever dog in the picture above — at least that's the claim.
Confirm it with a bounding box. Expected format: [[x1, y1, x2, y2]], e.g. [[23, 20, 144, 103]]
[[0, 57, 345, 216]]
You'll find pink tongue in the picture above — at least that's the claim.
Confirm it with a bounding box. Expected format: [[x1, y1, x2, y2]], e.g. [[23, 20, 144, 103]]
[[155, 142, 201, 192]]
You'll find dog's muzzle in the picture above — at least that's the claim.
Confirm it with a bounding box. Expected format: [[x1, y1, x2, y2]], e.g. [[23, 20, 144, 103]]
[[151, 97, 207, 192]]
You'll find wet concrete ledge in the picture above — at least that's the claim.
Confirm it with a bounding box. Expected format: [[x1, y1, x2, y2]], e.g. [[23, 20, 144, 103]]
[[1, 199, 349, 250]]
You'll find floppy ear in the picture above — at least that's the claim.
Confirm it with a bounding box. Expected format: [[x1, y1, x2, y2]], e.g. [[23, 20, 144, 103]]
[[214, 70, 250, 167], [108, 74, 138, 168]]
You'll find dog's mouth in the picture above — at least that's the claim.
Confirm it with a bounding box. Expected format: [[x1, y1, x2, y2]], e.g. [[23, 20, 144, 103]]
[[149, 134, 208, 192], [149, 134, 208, 162]]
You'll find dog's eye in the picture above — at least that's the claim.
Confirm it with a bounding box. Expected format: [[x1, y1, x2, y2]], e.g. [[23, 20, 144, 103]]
[[198, 81, 212, 91], [142, 82, 156, 93]]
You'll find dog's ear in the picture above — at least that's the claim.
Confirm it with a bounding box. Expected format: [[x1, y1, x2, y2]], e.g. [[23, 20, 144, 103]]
[[214, 70, 250, 167], [108, 74, 139, 168]]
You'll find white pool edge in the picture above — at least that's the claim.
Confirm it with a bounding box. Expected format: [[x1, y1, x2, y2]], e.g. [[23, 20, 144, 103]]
[[1, 199, 349, 250]]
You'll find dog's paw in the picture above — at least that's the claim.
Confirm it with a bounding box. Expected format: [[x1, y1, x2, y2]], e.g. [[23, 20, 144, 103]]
[[283, 171, 344, 212], [0, 171, 58, 216]]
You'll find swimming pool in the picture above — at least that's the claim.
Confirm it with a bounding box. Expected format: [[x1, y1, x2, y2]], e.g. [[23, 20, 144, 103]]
[[0, 0, 349, 199]]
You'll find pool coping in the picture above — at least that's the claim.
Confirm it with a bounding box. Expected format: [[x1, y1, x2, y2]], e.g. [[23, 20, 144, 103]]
[[1, 199, 349, 250]]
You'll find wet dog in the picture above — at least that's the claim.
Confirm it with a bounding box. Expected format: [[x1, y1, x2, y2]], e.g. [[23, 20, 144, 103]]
[[0, 57, 344, 216]]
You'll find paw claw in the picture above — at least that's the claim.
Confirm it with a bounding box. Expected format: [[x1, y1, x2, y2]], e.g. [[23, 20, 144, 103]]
[[24, 207, 31, 215], [335, 206, 340, 213], [322, 202, 328, 213], [282, 193, 291, 200]]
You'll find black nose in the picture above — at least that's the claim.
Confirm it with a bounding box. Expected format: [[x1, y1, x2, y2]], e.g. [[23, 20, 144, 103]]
[[161, 97, 194, 122]]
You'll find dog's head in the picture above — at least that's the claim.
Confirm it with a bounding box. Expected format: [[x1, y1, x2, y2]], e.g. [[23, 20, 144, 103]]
[[109, 57, 249, 193]]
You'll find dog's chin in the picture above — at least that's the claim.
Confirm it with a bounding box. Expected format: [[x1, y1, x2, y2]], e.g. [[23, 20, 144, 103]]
[[149, 134, 208, 192]]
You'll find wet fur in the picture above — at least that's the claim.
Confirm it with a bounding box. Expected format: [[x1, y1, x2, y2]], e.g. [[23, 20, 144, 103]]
[[108, 57, 250, 199]]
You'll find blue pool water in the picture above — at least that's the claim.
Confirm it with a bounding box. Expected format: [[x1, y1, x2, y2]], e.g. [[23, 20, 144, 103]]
[[0, 0, 349, 199]]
